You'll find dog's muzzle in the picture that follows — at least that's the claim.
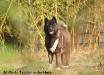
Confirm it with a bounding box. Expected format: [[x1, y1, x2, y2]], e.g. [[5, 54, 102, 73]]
[[49, 31, 54, 35]]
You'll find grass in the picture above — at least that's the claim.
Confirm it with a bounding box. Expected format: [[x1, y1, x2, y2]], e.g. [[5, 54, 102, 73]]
[[0, 43, 104, 75], [0, 43, 18, 63], [0, 43, 53, 75]]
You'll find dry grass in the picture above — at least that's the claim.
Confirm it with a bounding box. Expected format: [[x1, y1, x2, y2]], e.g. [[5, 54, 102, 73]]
[[0, 46, 104, 75]]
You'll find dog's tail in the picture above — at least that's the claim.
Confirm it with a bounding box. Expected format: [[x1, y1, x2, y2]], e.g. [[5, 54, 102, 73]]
[[58, 21, 68, 29]]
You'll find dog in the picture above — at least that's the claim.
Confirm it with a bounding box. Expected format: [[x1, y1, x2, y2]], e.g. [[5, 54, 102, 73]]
[[44, 16, 71, 69]]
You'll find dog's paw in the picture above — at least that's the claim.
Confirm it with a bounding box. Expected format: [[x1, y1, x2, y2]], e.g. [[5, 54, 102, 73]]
[[61, 65, 69, 69], [56, 67, 61, 70], [48, 64, 53, 70]]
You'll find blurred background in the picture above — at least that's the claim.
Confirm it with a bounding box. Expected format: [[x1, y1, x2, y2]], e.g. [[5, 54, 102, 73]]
[[0, 0, 104, 75]]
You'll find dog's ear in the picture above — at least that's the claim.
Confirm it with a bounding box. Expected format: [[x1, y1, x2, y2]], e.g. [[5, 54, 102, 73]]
[[52, 16, 57, 24], [44, 17, 48, 25]]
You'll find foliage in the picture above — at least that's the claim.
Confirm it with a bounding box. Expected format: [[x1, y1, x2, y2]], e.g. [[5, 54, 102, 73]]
[[0, 1, 104, 75], [0, 0, 104, 51]]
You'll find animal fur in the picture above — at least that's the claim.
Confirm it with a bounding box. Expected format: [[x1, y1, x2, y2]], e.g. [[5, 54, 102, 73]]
[[44, 16, 71, 67]]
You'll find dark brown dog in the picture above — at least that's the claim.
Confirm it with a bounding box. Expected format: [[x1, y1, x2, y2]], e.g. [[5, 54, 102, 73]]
[[44, 16, 71, 68]]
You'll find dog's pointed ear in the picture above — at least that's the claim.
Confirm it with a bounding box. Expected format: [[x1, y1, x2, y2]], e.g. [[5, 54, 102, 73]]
[[44, 17, 48, 25], [52, 16, 57, 24]]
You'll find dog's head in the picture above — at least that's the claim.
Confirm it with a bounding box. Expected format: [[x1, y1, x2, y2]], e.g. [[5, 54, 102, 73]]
[[44, 16, 58, 36]]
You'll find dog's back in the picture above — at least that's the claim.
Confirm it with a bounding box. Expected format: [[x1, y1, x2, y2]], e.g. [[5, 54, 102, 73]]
[[51, 22, 71, 53]]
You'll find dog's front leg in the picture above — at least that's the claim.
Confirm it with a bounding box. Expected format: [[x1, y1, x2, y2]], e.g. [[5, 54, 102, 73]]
[[48, 52, 54, 70], [48, 52, 54, 64]]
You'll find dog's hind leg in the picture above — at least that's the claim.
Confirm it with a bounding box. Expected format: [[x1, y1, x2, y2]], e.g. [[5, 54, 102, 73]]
[[61, 52, 69, 68], [66, 52, 69, 66], [61, 53, 65, 65]]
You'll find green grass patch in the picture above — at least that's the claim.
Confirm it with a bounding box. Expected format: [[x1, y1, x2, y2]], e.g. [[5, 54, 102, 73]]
[[0, 43, 18, 63]]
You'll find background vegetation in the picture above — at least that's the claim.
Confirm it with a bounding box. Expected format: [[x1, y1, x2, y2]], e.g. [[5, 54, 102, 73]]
[[0, 0, 104, 75]]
